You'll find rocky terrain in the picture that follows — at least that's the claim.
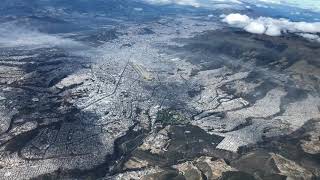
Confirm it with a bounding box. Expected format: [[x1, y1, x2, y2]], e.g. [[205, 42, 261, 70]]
[[0, 0, 319, 180]]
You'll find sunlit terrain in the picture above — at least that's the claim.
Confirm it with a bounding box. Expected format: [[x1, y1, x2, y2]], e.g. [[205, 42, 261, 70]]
[[0, 0, 319, 179]]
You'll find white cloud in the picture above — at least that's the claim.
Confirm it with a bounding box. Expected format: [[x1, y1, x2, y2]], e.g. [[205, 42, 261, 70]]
[[0, 24, 84, 49], [246, 0, 320, 11], [264, 24, 282, 36], [141, 0, 320, 12], [142, 0, 243, 8], [143, 0, 201, 7], [244, 21, 266, 34], [222, 13, 320, 41], [134, 7, 144, 11], [299, 33, 320, 42], [256, 0, 281, 4], [222, 13, 250, 26]]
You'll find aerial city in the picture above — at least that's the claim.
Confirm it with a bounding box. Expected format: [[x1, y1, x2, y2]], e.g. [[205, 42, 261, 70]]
[[0, 0, 319, 179]]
